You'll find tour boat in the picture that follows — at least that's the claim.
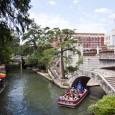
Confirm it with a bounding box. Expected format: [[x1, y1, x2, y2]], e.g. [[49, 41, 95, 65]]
[[58, 87, 89, 108], [0, 64, 6, 88]]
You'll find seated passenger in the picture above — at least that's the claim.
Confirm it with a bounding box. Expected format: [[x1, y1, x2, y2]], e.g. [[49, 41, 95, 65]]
[[84, 88, 87, 93], [77, 95, 80, 98], [69, 96, 73, 100]]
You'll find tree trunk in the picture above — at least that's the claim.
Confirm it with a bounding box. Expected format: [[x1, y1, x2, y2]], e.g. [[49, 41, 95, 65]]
[[60, 48, 65, 79]]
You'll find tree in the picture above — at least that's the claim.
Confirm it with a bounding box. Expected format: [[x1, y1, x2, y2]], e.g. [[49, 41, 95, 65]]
[[42, 47, 59, 69], [22, 22, 42, 50], [0, 0, 31, 64], [21, 23, 81, 75], [0, 0, 31, 33], [22, 22, 53, 68], [0, 22, 13, 64], [88, 95, 115, 115], [50, 28, 81, 79], [65, 66, 78, 77], [22, 22, 52, 50]]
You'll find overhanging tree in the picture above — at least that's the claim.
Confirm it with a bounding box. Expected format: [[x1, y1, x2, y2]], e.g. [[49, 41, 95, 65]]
[[22, 22, 53, 68], [0, 0, 31, 33], [0, 0, 31, 64]]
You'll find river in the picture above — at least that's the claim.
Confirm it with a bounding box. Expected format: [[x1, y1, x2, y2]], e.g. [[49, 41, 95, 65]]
[[0, 69, 106, 115]]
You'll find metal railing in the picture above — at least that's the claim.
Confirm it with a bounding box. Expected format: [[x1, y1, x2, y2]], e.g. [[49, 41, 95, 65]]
[[99, 54, 115, 59]]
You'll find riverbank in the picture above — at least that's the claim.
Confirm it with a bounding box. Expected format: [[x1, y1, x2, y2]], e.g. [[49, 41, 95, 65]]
[[33, 68, 98, 89], [36, 71, 69, 89]]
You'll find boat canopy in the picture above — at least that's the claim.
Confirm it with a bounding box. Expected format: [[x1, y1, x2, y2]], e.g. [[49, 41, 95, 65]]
[[0, 64, 6, 78]]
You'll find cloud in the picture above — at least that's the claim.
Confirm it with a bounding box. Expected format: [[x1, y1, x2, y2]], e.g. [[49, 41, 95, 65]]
[[81, 12, 91, 17], [95, 8, 112, 14], [76, 17, 107, 33], [29, 12, 107, 33], [77, 23, 107, 33], [109, 13, 115, 19], [29, 12, 72, 29], [48, 0, 57, 5], [69, 0, 80, 9], [73, 0, 79, 4]]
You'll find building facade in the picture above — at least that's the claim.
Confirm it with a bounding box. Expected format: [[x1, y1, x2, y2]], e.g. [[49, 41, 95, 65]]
[[74, 33, 104, 52], [105, 29, 115, 47]]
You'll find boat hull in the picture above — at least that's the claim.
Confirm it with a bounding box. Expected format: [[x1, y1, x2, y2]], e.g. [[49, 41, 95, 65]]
[[58, 88, 89, 108]]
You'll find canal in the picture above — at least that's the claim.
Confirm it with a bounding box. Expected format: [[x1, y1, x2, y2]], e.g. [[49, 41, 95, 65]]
[[0, 69, 106, 115]]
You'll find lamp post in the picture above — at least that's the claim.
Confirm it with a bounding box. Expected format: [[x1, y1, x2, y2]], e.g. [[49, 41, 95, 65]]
[[96, 45, 99, 55], [114, 45, 115, 54]]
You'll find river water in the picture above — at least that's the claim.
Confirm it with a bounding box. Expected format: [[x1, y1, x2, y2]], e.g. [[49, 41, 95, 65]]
[[0, 69, 106, 115]]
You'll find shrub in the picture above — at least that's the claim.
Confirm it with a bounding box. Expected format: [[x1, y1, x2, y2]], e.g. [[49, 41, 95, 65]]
[[88, 95, 115, 115]]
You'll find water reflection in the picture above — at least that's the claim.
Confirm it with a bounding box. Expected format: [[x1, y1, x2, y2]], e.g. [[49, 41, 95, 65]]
[[0, 70, 106, 115]]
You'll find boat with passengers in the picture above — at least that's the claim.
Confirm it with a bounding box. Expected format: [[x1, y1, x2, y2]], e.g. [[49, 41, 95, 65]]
[[0, 64, 6, 93], [58, 81, 89, 108]]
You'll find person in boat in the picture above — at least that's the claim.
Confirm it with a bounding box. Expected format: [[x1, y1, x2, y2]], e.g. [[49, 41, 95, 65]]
[[84, 88, 87, 93], [77, 81, 83, 94]]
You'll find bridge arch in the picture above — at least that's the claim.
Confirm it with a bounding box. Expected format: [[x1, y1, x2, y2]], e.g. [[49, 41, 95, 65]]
[[68, 69, 115, 95], [71, 76, 90, 88]]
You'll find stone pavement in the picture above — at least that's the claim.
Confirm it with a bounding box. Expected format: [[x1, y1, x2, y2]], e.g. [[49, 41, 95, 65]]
[[93, 69, 115, 78]]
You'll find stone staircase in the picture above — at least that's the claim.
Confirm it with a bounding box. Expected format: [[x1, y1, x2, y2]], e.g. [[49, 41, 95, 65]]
[[105, 77, 115, 89], [93, 69, 115, 93], [49, 67, 59, 79], [80, 56, 100, 70]]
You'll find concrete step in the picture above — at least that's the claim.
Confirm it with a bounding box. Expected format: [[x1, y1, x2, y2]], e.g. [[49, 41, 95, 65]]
[[107, 82, 115, 86], [106, 77, 115, 80], [49, 67, 59, 79], [105, 77, 115, 88]]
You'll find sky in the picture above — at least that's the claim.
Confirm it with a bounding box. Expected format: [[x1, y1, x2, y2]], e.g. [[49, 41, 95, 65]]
[[29, 0, 115, 34]]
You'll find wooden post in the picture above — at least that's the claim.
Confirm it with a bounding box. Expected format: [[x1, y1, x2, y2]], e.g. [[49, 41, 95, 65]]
[[20, 55, 22, 70], [80, 44, 83, 57]]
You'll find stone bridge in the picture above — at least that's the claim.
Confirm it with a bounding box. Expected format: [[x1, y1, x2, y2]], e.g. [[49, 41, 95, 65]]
[[68, 69, 115, 95], [49, 52, 115, 96]]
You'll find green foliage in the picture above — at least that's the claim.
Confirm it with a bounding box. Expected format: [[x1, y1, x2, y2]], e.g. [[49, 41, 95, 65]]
[[21, 23, 81, 74], [25, 47, 55, 69], [0, 0, 31, 64], [21, 22, 57, 69], [0, 44, 12, 64], [22, 22, 52, 50], [65, 66, 78, 75], [88, 95, 115, 115], [16, 44, 33, 56], [42, 48, 58, 68], [77, 58, 83, 65], [0, 22, 13, 64], [11, 36, 20, 55], [50, 28, 80, 79], [26, 50, 42, 65], [0, 0, 31, 33]]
